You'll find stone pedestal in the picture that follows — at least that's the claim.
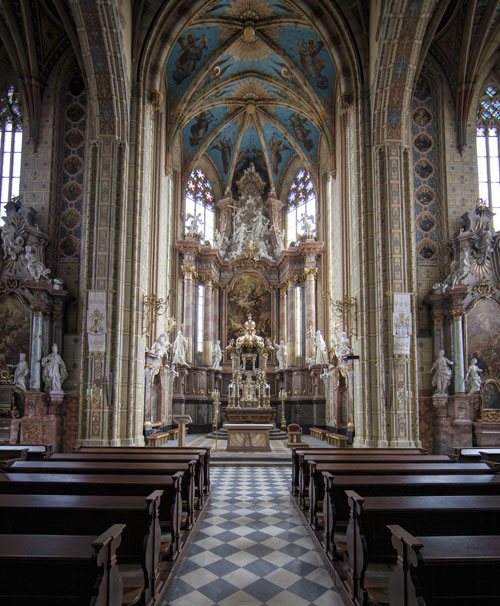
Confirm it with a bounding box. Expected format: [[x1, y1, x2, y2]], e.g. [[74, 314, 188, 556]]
[[224, 423, 273, 451], [173, 414, 192, 447], [431, 394, 473, 453], [19, 390, 64, 451]]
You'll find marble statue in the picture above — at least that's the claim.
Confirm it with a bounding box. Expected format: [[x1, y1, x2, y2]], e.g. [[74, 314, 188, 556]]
[[24, 245, 50, 282], [211, 339, 222, 370], [273, 339, 287, 370], [331, 324, 352, 359], [172, 330, 189, 366], [185, 212, 203, 236], [1, 223, 24, 260], [298, 212, 315, 236], [8, 352, 29, 391], [465, 358, 483, 394], [41, 343, 68, 392], [312, 329, 329, 366], [149, 332, 170, 357], [433, 248, 471, 293], [431, 349, 453, 395]]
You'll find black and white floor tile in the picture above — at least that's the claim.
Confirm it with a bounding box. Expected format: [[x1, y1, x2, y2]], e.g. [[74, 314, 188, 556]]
[[161, 466, 346, 605]]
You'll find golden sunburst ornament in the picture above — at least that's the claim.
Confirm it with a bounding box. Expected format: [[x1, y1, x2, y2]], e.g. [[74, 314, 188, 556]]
[[233, 79, 269, 101], [220, 0, 279, 62]]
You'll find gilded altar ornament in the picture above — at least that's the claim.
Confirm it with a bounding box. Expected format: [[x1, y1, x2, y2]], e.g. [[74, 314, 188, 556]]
[[143, 293, 168, 339], [278, 388, 287, 430]]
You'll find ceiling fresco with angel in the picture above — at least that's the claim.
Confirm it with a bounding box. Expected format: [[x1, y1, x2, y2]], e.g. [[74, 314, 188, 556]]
[[165, 0, 336, 193]]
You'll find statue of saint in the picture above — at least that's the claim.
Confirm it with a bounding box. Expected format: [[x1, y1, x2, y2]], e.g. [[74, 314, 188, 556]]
[[8, 352, 29, 391], [172, 330, 189, 367], [431, 349, 453, 395], [273, 339, 287, 370], [41, 344, 68, 392], [211, 340, 222, 370], [149, 332, 170, 358], [312, 329, 329, 365], [465, 358, 483, 394]]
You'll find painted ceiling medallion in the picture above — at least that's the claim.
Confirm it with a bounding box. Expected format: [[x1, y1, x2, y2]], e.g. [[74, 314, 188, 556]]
[[233, 79, 269, 101], [221, 0, 278, 62]]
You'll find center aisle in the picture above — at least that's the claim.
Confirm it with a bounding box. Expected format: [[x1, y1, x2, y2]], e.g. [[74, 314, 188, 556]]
[[161, 466, 346, 605]]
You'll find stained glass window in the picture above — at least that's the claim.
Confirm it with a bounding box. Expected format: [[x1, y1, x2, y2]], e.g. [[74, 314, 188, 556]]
[[477, 86, 500, 230], [0, 85, 23, 224], [286, 169, 317, 246], [184, 168, 214, 242]]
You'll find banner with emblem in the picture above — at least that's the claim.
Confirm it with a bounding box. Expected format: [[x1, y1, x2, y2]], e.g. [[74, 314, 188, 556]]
[[87, 290, 106, 353], [393, 292, 412, 356]]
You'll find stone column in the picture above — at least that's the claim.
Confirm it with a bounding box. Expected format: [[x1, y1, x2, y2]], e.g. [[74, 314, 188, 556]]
[[29, 310, 44, 391], [203, 278, 214, 366], [449, 310, 465, 393], [304, 268, 317, 359], [278, 284, 287, 342], [286, 278, 296, 365], [182, 266, 196, 364]]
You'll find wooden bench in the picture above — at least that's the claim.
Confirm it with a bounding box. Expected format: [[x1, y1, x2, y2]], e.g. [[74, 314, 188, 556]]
[[0, 524, 124, 605], [325, 432, 348, 447], [309, 427, 326, 440], [167, 428, 180, 440], [8, 459, 198, 529], [0, 444, 54, 460], [0, 491, 164, 605], [145, 432, 169, 446], [301, 454, 456, 519], [321, 472, 500, 561], [290, 447, 427, 497], [0, 472, 184, 558], [345, 491, 500, 606], [388, 525, 500, 606], [50, 450, 208, 508], [76, 446, 211, 497]]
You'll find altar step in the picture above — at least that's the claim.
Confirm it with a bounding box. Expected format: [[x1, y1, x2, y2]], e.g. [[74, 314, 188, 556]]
[[204, 426, 289, 440]]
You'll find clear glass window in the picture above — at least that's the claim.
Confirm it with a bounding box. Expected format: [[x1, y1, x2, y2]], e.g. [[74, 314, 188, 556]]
[[477, 86, 500, 230], [185, 168, 215, 242], [286, 169, 317, 246], [0, 85, 23, 225]]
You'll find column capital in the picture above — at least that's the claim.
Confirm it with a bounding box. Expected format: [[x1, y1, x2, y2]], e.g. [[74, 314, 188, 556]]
[[304, 268, 317, 281], [182, 266, 197, 281]]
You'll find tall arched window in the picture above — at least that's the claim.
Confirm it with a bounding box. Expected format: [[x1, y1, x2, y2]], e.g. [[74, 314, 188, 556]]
[[286, 169, 317, 246], [185, 168, 214, 242], [477, 85, 500, 230], [0, 85, 23, 224]]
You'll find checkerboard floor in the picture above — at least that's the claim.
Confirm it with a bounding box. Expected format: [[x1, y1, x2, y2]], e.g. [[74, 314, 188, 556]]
[[161, 466, 346, 605]]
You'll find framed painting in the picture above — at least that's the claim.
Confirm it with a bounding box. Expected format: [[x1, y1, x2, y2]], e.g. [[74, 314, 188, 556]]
[[465, 297, 500, 381], [0, 294, 31, 373], [226, 273, 271, 343]]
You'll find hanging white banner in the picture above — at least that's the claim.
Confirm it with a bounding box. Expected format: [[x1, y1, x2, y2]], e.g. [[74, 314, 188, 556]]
[[393, 292, 412, 356], [87, 290, 106, 353]]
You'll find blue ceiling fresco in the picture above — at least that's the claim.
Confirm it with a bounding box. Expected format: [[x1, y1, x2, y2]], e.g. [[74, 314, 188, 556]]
[[166, 0, 336, 192]]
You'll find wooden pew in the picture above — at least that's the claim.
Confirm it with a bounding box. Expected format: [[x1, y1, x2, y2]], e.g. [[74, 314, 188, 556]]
[[0, 524, 124, 606], [77, 446, 211, 497], [146, 432, 169, 446], [388, 525, 500, 606], [290, 447, 427, 496], [299, 452, 453, 510], [309, 427, 327, 440], [345, 491, 500, 606], [0, 491, 164, 605], [321, 472, 500, 562], [0, 448, 27, 468], [49, 451, 208, 508], [325, 432, 348, 447], [0, 444, 54, 460], [308, 461, 491, 528], [8, 459, 197, 528], [0, 472, 183, 558]]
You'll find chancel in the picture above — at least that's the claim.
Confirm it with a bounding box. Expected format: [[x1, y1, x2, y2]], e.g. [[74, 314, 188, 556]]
[[1, 1, 500, 605]]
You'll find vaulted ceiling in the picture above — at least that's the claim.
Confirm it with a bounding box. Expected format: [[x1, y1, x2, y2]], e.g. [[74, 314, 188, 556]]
[[165, 0, 337, 195]]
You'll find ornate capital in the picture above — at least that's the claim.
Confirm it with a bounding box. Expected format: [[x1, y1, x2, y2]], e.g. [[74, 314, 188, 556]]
[[304, 268, 317, 281], [182, 266, 197, 281]]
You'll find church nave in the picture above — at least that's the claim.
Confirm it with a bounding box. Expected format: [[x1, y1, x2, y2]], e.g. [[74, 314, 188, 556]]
[[162, 466, 346, 606]]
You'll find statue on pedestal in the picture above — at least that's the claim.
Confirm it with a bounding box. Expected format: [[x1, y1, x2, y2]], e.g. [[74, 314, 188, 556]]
[[172, 330, 189, 367], [149, 332, 170, 358], [431, 349, 453, 395], [273, 339, 287, 370], [211, 340, 223, 370], [41, 344, 68, 392], [8, 352, 29, 391], [312, 329, 329, 366], [465, 358, 483, 394]]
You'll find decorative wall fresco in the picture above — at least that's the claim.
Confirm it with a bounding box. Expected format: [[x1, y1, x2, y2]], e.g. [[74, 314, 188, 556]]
[[465, 297, 500, 381], [60, 69, 86, 260], [411, 76, 439, 264], [0, 294, 30, 371], [226, 273, 272, 343]]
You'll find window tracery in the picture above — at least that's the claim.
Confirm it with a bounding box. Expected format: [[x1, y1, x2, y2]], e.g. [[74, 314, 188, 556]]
[[184, 168, 214, 242], [0, 85, 23, 224], [477, 85, 500, 230], [286, 169, 317, 245]]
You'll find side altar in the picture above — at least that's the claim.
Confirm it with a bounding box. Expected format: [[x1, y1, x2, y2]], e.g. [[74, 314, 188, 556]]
[[222, 316, 275, 451]]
